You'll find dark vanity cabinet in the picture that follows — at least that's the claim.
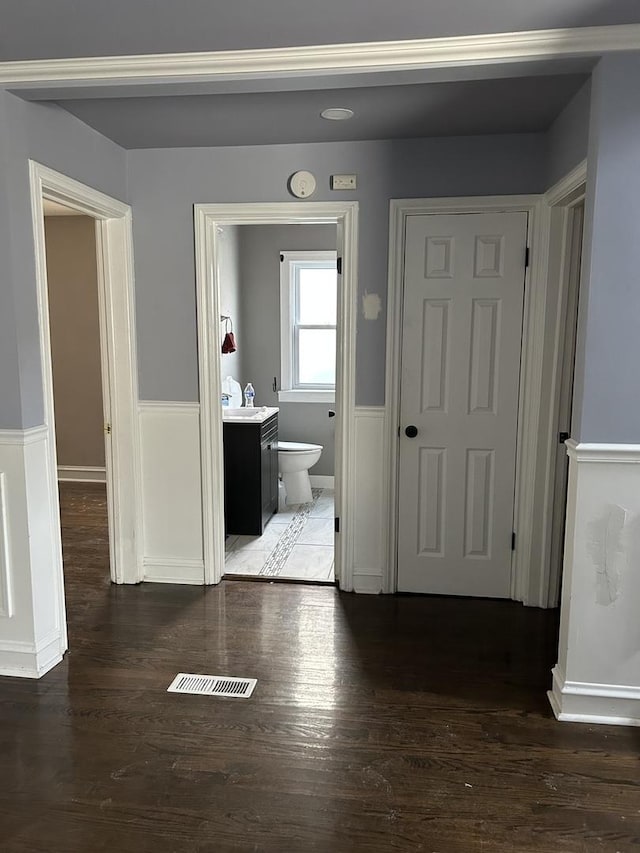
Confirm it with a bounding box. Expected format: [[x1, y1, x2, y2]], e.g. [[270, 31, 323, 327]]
[[223, 413, 278, 535]]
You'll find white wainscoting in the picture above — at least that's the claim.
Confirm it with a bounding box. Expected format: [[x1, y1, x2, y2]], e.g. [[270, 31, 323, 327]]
[[0, 427, 66, 678], [549, 441, 640, 727], [309, 475, 334, 489], [351, 407, 387, 594], [138, 402, 386, 592], [58, 465, 106, 483], [138, 403, 205, 584]]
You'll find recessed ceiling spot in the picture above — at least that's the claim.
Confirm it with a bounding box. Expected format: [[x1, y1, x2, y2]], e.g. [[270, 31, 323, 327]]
[[320, 107, 354, 121]]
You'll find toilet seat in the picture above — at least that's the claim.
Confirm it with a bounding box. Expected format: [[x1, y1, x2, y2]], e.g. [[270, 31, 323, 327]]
[[277, 440, 322, 453]]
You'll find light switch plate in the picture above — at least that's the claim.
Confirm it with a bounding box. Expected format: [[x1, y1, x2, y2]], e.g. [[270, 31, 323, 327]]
[[331, 174, 357, 190]]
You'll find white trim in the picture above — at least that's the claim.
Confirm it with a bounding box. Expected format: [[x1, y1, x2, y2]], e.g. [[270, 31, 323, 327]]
[[57, 466, 106, 483], [549, 667, 640, 728], [0, 473, 13, 618], [0, 425, 49, 446], [2, 25, 639, 86], [309, 475, 335, 489], [533, 163, 587, 608], [138, 400, 200, 414], [29, 161, 143, 609], [566, 439, 640, 464], [143, 557, 205, 585], [0, 633, 65, 679], [354, 406, 387, 418], [195, 202, 358, 590], [352, 571, 384, 595], [385, 196, 549, 602], [278, 390, 335, 403], [545, 159, 589, 207], [279, 250, 338, 395]]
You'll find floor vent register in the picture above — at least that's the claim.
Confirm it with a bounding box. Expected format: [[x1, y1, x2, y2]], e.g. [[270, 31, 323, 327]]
[[167, 673, 257, 699]]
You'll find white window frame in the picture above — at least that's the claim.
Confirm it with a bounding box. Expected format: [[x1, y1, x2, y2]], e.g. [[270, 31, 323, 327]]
[[279, 250, 337, 403]]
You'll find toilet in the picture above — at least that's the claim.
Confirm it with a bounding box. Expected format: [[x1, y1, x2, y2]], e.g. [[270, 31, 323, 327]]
[[277, 441, 323, 505]]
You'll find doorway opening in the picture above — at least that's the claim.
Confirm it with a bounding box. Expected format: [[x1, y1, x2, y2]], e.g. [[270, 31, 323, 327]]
[[29, 161, 143, 654], [219, 229, 338, 583], [43, 203, 112, 593], [194, 202, 358, 589]]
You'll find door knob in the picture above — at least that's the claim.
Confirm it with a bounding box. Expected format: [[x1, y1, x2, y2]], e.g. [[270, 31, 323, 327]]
[[405, 425, 418, 438]]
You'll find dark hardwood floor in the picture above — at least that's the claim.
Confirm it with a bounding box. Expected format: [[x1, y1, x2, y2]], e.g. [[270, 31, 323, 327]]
[[0, 483, 638, 852]]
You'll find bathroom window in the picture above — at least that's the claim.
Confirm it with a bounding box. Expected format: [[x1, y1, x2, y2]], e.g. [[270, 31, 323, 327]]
[[279, 251, 337, 403]]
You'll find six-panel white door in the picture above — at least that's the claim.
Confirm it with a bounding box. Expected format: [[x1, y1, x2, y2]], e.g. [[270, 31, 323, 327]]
[[397, 212, 528, 597]]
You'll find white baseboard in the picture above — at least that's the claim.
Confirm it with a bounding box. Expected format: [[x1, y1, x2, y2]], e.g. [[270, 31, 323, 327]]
[[0, 632, 65, 679], [352, 571, 384, 595], [143, 557, 205, 585], [310, 475, 334, 489], [549, 666, 640, 727], [58, 465, 106, 483]]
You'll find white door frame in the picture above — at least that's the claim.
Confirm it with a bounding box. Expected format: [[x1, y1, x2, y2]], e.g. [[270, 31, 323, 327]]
[[29, 160, 143, 612], [194, 202, 358, 588], [537, 161, 588, 608], [386, 194, 561, 604]]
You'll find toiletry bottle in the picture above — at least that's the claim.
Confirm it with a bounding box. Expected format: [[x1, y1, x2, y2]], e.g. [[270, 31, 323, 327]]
[[244, 383, 255, 407]]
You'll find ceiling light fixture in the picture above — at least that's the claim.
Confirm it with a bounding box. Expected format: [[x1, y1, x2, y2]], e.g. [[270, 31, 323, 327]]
[[320, 107, 354, 121]]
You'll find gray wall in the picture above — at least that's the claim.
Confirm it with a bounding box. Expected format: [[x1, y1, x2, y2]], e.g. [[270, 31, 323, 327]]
[[238, 224, 337, 476], [218, 224, 243, 384], [0, 91, 128, 430], [129, 133, 546, 406], [546, 79, 591, 189], [45, 216, 105, 468], [3, 1, 640, 60], [572, 53, 640, 443]]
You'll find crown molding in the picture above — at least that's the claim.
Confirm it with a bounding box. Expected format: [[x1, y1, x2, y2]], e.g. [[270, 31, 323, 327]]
[[1, 24, 639, 88]]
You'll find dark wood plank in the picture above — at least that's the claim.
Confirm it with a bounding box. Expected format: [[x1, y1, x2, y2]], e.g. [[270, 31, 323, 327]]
[[0, 483, 638, 852]]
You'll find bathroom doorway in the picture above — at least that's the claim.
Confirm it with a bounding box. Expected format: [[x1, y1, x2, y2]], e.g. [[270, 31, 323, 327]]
[[194, 202, 358, 589], [220, 226, 338, 582]]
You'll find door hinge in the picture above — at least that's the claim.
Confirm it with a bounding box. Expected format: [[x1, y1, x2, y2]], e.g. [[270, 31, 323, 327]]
[[337, 257, 342, 275], [558, 431, 570, 444], [334, 517, 340, 534], [280, 253, 284, 262], [524, 246, 530, 268], [511, 531, 516, 551], [104, 423, 112, 435]]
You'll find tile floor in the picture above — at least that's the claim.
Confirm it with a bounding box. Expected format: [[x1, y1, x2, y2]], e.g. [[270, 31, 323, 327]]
[[225, 488, 335, 583]]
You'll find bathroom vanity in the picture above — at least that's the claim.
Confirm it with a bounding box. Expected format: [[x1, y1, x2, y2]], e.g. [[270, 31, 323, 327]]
[[223, 407, 279, 535]]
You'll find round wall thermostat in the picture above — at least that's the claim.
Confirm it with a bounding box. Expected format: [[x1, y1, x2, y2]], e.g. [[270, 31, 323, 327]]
[[288, 170, 316, 199]]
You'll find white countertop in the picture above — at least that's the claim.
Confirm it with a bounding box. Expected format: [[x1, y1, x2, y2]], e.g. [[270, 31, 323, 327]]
[[222, 406, 279, 424]]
